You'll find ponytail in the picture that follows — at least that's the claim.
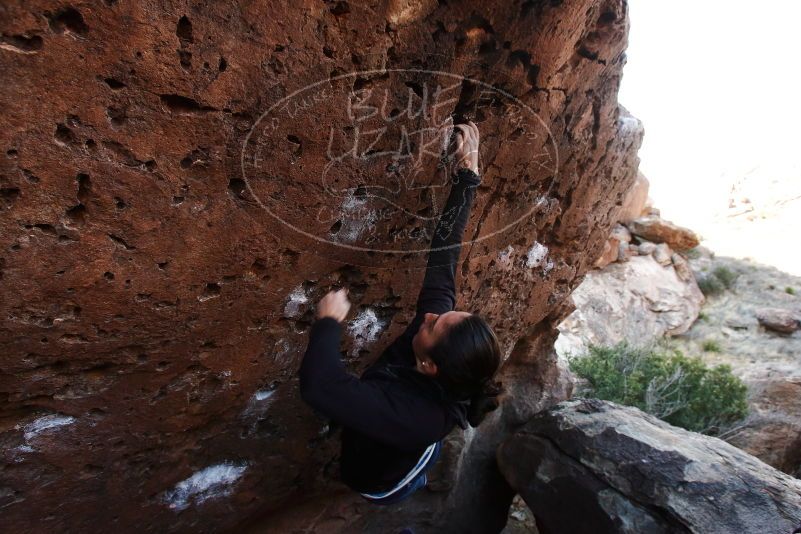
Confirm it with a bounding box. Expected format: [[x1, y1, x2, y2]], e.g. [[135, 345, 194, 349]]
[[427, 314, 503, 427]]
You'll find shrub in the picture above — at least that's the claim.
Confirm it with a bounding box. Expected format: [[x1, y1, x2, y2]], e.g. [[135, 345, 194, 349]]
[[697, 266, 739, 296], [569, 342, 748, 435], [702, 340, 721, 352], [697, 273, 725, 295], [712, 266, 738, 289], [787, 287, 796, 295]]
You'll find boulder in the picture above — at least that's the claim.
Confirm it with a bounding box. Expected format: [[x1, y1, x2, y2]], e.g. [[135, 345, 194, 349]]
[[617, 241, 632, 262], [610, 223, 632, 243], [671, 252, 693, 282], [594, 225, 633, 269], [556, 255, 704, 358], [637, 240, 657, 255], [628, 215, 700, 251], [756, 308, 800, 334], [653, 242, 673, 265], [0, 0, 643, 532], [617, 171, 650, 223], [594, 236, 621, 269], [497, 399, 801, 534], [725, 378, 801, 477]]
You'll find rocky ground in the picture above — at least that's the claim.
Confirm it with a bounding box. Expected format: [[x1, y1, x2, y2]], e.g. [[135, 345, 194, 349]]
[[673, 251, 801, 476], [675, 251, 801, 382]]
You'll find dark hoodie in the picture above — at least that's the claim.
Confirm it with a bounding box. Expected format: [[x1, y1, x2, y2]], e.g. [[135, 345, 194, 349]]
[[300, 167, 481, 494]]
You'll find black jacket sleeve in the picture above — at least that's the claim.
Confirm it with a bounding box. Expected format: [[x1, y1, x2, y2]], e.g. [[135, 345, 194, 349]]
[[298, 317, 447, 450], [402, 167, 481, 337]]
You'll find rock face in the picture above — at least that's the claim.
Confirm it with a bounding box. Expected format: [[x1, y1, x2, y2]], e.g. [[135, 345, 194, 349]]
[[726, 377, 801, 478], [0, 1, 642, 532], [628, 215, 700, 251], [497, 399, 801, 534], [556, 255, 704, 358], [616, 171, 649, 223]]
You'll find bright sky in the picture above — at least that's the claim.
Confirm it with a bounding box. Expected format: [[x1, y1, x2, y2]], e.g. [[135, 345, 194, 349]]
[[619, 0, 801, 274]]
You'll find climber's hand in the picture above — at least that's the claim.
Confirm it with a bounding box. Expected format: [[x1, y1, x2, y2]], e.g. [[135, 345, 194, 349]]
[[316, 288, 351, 322], [454, 121, 480, 174]]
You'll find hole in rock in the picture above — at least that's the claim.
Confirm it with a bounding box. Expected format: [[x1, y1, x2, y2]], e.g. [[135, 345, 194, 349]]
[[159, 94, 217, 114], [178, 50, 192, 68], [598, 11, 617, 25], [2, 34, 44, 52], [176, 16, 193, 43], [228, 179, 248, 201], [200, 283, 221, 300], [66, 203, 86, 225], [54, 123, 75, 145], [103, 77, 126, 89], [329, 2, 350, 16], [47, 7, 89, 36], [76, 173, 91, 202], [1, 187, 21, 208]]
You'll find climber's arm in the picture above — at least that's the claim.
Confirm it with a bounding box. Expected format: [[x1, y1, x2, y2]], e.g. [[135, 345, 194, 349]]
[[413, 167, 481, 315], [299, 317, 443, 450], [398, 123, 482, 340]]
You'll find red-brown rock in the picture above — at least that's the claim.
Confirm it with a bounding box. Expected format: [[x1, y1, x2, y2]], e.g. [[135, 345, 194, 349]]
[[0, 1, 643, 532], [628, 215, 700, 251], [756, 308, 800, 334], [617, 171, 650, 223]]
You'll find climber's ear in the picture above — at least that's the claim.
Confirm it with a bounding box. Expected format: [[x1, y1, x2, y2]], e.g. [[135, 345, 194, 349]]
[[420, 357, 438, 377]]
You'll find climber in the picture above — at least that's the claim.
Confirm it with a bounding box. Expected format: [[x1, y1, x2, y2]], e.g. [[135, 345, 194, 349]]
[[299, 121, 502, 505]]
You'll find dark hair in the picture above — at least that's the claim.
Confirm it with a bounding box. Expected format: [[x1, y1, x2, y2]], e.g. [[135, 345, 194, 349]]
[[427, 314, 503, 426]]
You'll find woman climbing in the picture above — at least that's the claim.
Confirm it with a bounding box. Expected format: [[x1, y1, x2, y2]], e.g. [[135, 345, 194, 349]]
[[299, 121, 502, 505]]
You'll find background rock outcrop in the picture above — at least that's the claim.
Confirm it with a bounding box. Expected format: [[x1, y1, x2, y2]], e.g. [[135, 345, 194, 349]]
[[1, 1, 642, 532], [556, 254, 704, 357], [498, 399, 801, 534]]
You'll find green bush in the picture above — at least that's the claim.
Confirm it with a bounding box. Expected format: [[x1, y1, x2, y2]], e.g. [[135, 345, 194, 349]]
[[697, 266, 739, 296], [569, 342, 748, 435], [713, 266, 738, 288], [697, 273, 725, 295], [787, 287, 797, 295], [702, 339, 721, 352]]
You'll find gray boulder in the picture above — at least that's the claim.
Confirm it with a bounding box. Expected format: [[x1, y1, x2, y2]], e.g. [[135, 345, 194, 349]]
[[498, 399, 801, 534]]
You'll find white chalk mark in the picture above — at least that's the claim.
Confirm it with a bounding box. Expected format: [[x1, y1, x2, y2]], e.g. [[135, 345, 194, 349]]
[[525, 242, 549, 269], [283, 285, 308, 317], [335, 192, 377, 243], [347, 308, 385, 353], [23, 414, 76, 441], [163, 462, 248, 511]]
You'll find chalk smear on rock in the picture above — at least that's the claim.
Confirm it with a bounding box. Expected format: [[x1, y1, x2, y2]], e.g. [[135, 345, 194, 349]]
[[526, 242, 555, 274], [283, 285, 308, 318], [22, 414, 76, 441], [163, 462, 248, 511], [348, 308, 385, 354]]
